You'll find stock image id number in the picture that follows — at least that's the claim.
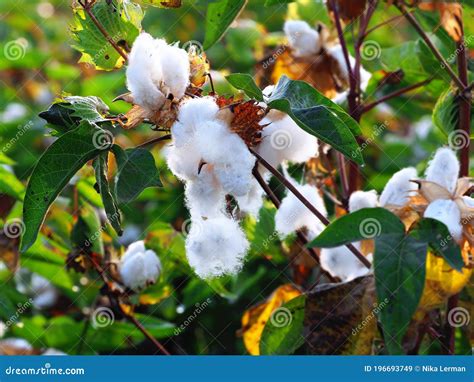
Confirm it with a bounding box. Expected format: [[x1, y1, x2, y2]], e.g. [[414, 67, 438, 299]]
[[364, 365, 414, 373]]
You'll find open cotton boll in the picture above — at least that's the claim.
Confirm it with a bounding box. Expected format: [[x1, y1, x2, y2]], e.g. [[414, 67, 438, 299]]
[[185, 215, 249, 278], [258, 114, 318, 167], [275, 183, 327, 239], [236, 178, 266, 217], [164, 143, 201, 181], [119, 241, 161, 291], [177, 97, 219, 128], [320, 244, 372, 282], [284, 20, 321, 57], [425, 147, 459, 194], [379, 167, 418, 207], [159, 43, 190, 100], [185, 165, 225, 218], [126, 33, 166, 112], [349, 190, 378, 212], [424, 199, 462, 241]]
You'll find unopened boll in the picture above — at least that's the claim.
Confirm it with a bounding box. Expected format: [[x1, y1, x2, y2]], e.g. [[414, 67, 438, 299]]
[[119, 241, 161, 291], [185, 215, 249, 278], [284, 20, 321, 57], [425, 147, 459, 194], [126, 33, 190, 112], [275, 181, 327, 239], [379, 167, 418, 207]]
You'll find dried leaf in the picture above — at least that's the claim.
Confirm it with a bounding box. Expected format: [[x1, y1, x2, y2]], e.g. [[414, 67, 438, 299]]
[[418, 2, 463, 42], [229, 101, 266, 147], [304, 276, 376, 355], [241, 284, 301, 355], [330, 0, 368, 21], [415, 180, 453, 203]]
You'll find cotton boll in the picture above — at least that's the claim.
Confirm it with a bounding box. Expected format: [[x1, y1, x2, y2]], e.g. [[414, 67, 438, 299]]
[[159, 43, 190, 100], [424, 199, 462, 241], [177, 97, 219, 128], [284, 20, 321, 57], [425, 147, 459, 193], [258, 114, 318, 167], [119, 241, 161, 291], [185, 216, 249, 278], [126, 33, 166, 112], [236, 178, 265, 217], [349, 190, 378, 212], [379, 167, 418, 207], [320, 244, 372, 282], [185, 165, 226, 218], [164, 143, 201, 181], [275, 183, 327, 239], [214, 161, 255, 197], [329, 44, 372, 91]]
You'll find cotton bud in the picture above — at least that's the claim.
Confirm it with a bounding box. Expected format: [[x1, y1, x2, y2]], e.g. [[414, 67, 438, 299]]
[[424, 147, 459, 194], [275, 181, 327, 239], [379, 167, 418, 207], [284, 20, 321, 57], [348, 190, 378, 212], [185, 215, 249, 278], [320, 244, 372, 282], [126, 33, 190, 112], [424, 199, 463, 242], [257, 114, 319, 168], [119, 241, 161, 292]]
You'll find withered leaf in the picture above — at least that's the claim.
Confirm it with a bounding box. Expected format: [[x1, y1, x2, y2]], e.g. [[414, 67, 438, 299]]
[[229, 101, 266, 147], [304, 275, 377, 355], [418, 2, 463, 42], [330, 0, 368, 21]]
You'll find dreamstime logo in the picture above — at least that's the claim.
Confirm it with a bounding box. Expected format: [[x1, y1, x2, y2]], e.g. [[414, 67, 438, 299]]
[[270, 129, 292, 150], [182, 40, 204, 55], [448, 130, 470, 150], [5, 299, 33, 327], [262, 45, 287, 69], [174, 298, 212, 335], [92, 129, 114, 150], [360, 40, 381, 61], [3, 219, 25, 239], [270, 307, 292, 328], [91, 307, 115, 328], [359, 218, 381, 239], [4, 39, 27, 61], [447, 307, 470, 328], [2, 121, 34, 153]]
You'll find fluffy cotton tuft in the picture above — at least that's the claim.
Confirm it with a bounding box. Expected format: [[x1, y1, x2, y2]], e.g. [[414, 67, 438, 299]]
[[348, 190, 378, 212], [119, 241, 161, 291], [185, 216, 249, 278], [379, 167, 418, 207], [424, 199, 463, 241], [425, 147, 459, 194], [126, 33, 190, 112], [275, 181, 327, 239], [320, 244, 372, 282], [257, 114, 318, 168], [284, 20, 321, 57]]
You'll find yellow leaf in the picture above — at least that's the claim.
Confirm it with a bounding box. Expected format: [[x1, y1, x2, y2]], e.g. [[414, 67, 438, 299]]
[[241, 284, 301, 355], [139, 285, 172, 305]]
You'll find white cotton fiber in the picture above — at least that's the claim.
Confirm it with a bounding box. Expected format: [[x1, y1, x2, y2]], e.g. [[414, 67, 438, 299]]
[[257, 114, 319, 167], [348, 190, 378, 212], [284, 20, 321, 57], [126, 33, 166, 112], [320, 244, 372, 282], [425, 147, 459, 194], [119, 240, 161, 291], [159, 42, 190, 100], [424, 199, 463, 242], [185, 215, 249, 278], [275, 182, 327, 239], [164, 143, 201, 181], [379, 167, 418, 207], [236, 178, 265, 217]]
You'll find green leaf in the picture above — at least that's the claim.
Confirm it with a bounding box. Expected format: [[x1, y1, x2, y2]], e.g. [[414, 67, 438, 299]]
[[71, 203, 104, 254], [267, 76, 363, 164], [113, 147, 162, 204], [0, 166, 25, 200], [265, 0, 294, 5], [71, 0, 142, 70], [203, 0, 247, 50], [416, 40, 451, 83], [21, 121, 107, 252], [226, 73, 263, 101], [260, 295, 306, 355], [93, 151, 122, 235], [432, 87, 458, 136]]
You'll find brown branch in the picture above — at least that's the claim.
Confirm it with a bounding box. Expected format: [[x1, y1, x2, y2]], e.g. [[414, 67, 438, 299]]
[[395, 2, 464, 90], [78, 0, 128, 62], [250, 148, 371, 269], [252, 167, 338, 283], [362, 14, 406, 39], [136, 134, 172, 149], [361, 77, 433, 114]]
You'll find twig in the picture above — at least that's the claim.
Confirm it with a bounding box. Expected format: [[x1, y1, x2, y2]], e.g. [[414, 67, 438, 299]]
[[361, 77, 433, 114], [252, 167, 338, 283], [136, 134, 172, 149], [250, 148, 371, 269], [78, 0, 128, 62], [362, 14, 406, 39], [395, 2, 464, 90]]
